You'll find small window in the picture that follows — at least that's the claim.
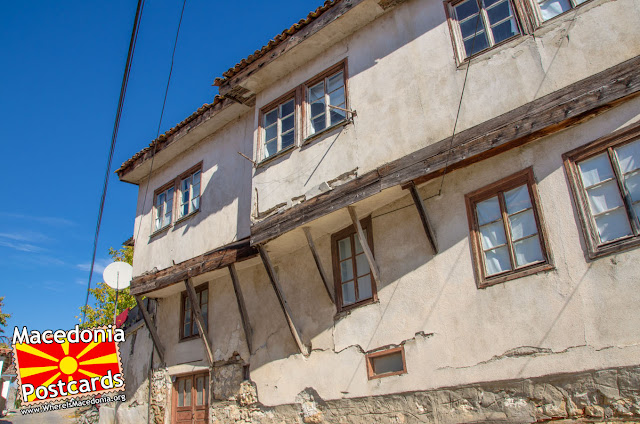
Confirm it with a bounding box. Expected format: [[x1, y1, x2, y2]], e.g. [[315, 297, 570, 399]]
[[154, 185, 174, 231], [534, 0, 588, 21], [564, 123, 640, 258], [306, 66, 347, 136], [447, 0, 521, 59], [331, 216, 377, 311], [262, 97, 296, 160], [180, 284, 208, 339], [465, 168, 553, 287], [179, 169, 201, 218], [366, 347, 407, 380]]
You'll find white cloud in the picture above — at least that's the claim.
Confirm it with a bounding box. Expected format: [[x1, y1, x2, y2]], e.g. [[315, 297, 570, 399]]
[[76, 258, 111, 275], [0, 239, 44, 253], [0, 212, 75, 227]]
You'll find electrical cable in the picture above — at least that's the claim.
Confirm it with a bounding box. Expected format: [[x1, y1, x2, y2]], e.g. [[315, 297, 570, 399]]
[[82, 0, 146, 325]]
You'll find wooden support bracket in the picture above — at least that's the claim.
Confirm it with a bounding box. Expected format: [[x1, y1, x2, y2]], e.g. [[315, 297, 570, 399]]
[[303, 227, 335, 304], [409, 184, 438, 254], [228, 264, 254, 353], [134, 296, 165, 365], [348, 206, 381, 285], [184, 279, 215, 365], [258, 245, 309, 356]]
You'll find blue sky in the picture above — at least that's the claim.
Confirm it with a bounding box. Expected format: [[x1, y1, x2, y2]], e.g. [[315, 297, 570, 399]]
[[0, 0, 325, 338]]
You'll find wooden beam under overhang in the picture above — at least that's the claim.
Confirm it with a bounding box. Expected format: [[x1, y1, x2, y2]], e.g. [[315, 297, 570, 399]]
[[228, 264, 253, 353], [409, 183, 438, 254], [250, 55, 640, 245], [303, 227, 335, 304], [134, 296, 165, 365], [258, 245, 309, 356], [130, 238, 258, 296], [184, 278, 214, 365]]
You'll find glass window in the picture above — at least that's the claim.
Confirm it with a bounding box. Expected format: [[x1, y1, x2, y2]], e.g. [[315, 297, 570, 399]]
[[154, 187, 174, 231], [536, 0, 586, 21], [451, 0, 520, 58], [262, 98, 295, 160], [366, 347, 407, 379], [307, 69, 347, 136], [179, 170, 201, 218], [181, 285, 209, 339], [466, 168, 552, 287]]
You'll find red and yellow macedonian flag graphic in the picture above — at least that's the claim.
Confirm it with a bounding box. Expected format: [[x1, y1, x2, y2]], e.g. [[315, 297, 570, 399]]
[[14, 330, 123, 404]]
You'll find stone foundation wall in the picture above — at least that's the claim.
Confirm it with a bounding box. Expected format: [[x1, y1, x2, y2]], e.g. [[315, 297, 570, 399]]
[[207, 365, 640, 424], [150, 367, 170, 424]]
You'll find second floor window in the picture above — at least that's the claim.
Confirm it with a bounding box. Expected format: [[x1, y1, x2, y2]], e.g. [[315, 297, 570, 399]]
[[154, 186, 174, 232], [450, 0, 520, 58], [307, 69, 347, 136], [179, 169, 201, 218], [535, 0, 587, 21], [262, 98, 295, 159]]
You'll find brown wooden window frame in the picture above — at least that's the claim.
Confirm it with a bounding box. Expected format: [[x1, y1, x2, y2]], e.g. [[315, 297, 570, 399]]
[[179, 283, 209, 341], [444, 0, 526, 64], [465, 167, 553, 288], [258, 90, 300, 164], [331, 215, 377, 312], [151, 162, 202, 236], [172, 371, 209, 424], [365, 346, 407, 380], [563, 122, 640, 260], [303, 60, 349, 141]]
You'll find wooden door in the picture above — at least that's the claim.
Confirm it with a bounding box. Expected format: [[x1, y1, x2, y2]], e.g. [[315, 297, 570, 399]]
[[173, 373, 209, 424]]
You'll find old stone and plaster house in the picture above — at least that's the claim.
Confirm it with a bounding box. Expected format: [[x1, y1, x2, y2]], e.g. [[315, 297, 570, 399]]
[[113, 0, 640, 422]]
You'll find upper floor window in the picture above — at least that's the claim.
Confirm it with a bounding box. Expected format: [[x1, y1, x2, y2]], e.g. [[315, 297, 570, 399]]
[[535, 0, 587, 20], [447, 0, 521, 59], [152, 163, 202, 234], [179, 169, 201, 218], [262, 97, 296, 160], [306, 67, 347, 136], [331, 216, 377, 311], [465, 168, 553, 287], [180, 283, 208, 340], [563, 123, 640, 259]]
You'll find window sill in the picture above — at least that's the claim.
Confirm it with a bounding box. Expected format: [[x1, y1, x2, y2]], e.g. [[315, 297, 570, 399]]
[[588, 236, 640, 260], [478, 262, 555, 289], [334, 296, 378, 319], [256, 144, 296, 168], [303, 118, 351, 146], [178, 334, 201, 343], [457, 34, 523, 68], [174, 209, 200, 226], [150, 225, 172, 239]]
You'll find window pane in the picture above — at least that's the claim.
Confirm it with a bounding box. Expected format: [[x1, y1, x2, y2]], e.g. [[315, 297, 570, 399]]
[[594, 209, 633, 243], [357, 275, 373, 300], [490, 18, 518, 44], [356, 253, 370, 277], [167, 188, 174, 206], [538, 0, 571, 20], [578, 153, 614, 188], [484, 246, 511, 275], [196, 377, 204, 405], [282, 131, 295, 149], [280, 99, 294, 117], [634, 203, 640, 223], [615, 140, 640, 174], [265, 139, 277, 158], [265, 125, 277, 143], [455, 0, 480, 21], [476, 196, 501, 225], [508, 209, 537, 240], [354, 231, 367, 254], [486, 0, 512, 24], [309, 82, 325, 102], [480, 221, 507, 249], [184, 322, 191, 337], [192, 195, 200, 211], [460, 16, 483, 39], [340, 259, 354, 282], [185, 379, 191, 406], [586, 180, 624, 214], [178, 380, 184, 406], [264, 109, 277, 127], [327, 71, 344, 93], [504, 185, 531, 214], [338, 237, 351, 260], [157, 192, 165, 207], [513, 236, 544, 267], [281, 115, 294, 133], [342, 281, 355, 305], [464, 32, 489, 56], [329, 87, 345, 106], [331, 109, 347, 126], [155, 216, 162, 231], [311, 114, 326, 134], [624, 170, 640, 202], [192, 171, 201, 185], [371, 351, 404, 375], [310, 101, 325, 118]]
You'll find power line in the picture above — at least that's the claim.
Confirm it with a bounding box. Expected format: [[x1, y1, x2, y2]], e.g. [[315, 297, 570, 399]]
[[82, 0, 146, 324]]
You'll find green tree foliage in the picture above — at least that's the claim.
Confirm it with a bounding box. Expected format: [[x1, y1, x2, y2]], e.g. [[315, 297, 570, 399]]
[[0, 296, 9, 333], [78, 246, 138, 329]]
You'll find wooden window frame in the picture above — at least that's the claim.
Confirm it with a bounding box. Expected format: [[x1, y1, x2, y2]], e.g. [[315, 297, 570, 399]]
[[171, 371, 209, 424], [528, 0, 593, 26], [331, 215, 377, 312], [151, 162, 202, 236], [257, 89, 301, 164], [177, 163, 203, 221], [465, 168, 554, 288], [563, 122, 640, 260], [365, 346, 407, 380], [444, 0, 526, 64], [179, 283, 209, 341], [303, 60, 349, 141]]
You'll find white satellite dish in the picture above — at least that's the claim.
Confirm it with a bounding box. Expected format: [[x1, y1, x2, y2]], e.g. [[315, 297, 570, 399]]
[[103, 262, 133, 291]]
